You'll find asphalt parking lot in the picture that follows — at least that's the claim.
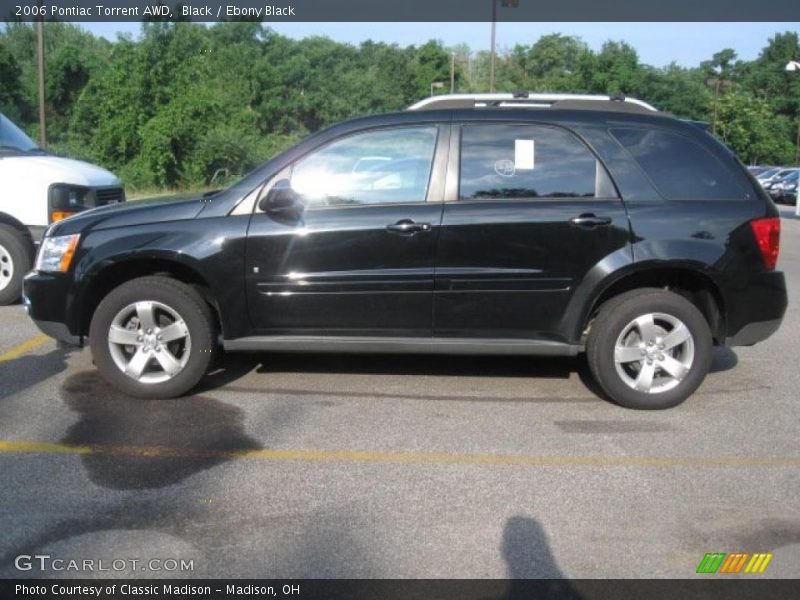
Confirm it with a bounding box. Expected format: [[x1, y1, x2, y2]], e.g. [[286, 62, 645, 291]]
[[1, 207, 799, 580]]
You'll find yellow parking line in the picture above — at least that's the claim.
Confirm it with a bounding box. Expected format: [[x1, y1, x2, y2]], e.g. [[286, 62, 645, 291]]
[[0, 334, 50, 364], [0, 439, 798, 468]]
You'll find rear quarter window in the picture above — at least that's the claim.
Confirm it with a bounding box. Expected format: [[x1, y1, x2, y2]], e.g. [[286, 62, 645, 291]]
[[610, 127, 746, 200]]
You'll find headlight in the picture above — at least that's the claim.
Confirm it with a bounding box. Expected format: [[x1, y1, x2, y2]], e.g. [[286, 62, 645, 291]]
[[48, 184, 93, 223], [35, 234, 80, 272]]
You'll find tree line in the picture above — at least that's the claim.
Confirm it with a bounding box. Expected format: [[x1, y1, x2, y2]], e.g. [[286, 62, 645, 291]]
[[1, 21, 799, 191]]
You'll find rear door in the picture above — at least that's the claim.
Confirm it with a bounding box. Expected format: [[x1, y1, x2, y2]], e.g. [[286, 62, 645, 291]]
[[434, 121, 631, 341]]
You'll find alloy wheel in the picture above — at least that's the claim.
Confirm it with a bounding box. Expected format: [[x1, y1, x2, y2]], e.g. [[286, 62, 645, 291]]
[[107, 301, 192, 384], [613, 312, 695, 394]]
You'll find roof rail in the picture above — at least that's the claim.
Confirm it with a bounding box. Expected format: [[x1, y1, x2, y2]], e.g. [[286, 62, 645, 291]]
[[407, 93, 659, 113]]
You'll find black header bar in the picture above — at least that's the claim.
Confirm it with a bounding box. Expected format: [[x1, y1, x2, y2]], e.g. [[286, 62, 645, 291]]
[[3, 579, 800, 600], [2, 0, 800, 23]]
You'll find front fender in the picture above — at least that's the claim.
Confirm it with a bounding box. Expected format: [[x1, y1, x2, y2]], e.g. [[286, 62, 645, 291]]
[[66, 216, 250, 338]]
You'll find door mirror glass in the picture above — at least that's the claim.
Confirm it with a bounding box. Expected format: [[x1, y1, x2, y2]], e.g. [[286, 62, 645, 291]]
[[259, 179, 301, 213]]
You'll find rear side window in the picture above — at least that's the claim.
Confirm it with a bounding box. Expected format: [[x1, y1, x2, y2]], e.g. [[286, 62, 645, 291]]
[[610, 128, 745, 200], [459, 124, 597, 200]]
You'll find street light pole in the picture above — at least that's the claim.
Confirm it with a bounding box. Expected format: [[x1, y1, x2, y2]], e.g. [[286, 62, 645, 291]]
[[785, 61, 800, 216]]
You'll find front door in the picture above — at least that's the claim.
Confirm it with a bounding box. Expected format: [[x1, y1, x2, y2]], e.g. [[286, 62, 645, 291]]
[[434, 122, 631, 341], [246, 124, 447, 336]]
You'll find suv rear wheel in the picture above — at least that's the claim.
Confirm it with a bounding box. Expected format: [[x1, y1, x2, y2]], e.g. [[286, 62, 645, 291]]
[[587, 288, 712, 409], [0, 224, 33, 306], [89, 276, 217, 398]]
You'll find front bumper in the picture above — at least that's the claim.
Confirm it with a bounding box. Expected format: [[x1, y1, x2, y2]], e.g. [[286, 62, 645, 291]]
[[22, 271, 83, 347], [31, 317, 83, 347]]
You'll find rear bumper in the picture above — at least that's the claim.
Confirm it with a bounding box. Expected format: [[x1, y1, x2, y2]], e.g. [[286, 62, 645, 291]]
[[725, 271, 787, 347], [726, 318, 783, 347]]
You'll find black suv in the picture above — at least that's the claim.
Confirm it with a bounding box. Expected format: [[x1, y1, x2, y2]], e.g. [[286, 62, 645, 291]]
[[23, 94, 787, 409]]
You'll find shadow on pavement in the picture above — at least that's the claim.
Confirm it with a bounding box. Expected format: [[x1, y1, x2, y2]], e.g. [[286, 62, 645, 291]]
[[0, 345, 73, 402], [502, 516, 584, 598], [59, 369, 262, 490], [255, 352, 577, 379], [710, 346, 738, 373]]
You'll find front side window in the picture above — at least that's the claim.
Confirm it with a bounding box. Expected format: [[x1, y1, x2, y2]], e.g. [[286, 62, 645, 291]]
[[610, 127, 745, 200], [459, 124, 597, 200], [291, 126, 438, 207]]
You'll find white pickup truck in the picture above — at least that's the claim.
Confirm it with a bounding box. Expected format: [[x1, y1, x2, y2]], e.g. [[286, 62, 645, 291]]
[[0, 112, 124, 305]]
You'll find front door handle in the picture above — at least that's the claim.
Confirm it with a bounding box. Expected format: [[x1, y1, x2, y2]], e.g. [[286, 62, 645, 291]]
[[386, 219, 432, 235], [569, 214, 613, 228]]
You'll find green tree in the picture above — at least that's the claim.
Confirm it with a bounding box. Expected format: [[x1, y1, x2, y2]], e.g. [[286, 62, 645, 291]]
[[715, 92, 793, 165]]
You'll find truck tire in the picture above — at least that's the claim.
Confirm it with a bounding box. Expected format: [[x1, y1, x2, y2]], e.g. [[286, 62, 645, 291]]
[[89, 276, 217, 399], [0, 224, 33, 306], [586, 288, 713, 410]]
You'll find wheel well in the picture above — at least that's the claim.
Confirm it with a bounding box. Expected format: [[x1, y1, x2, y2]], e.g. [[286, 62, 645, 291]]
[[586, 268, 726, 344], [0, 213, 35, 252], [79, 259, 222, 337]]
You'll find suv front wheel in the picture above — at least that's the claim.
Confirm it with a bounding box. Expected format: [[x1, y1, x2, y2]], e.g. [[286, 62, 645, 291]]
[[587, 288, 713, 409], [89, 276, 217, 398]]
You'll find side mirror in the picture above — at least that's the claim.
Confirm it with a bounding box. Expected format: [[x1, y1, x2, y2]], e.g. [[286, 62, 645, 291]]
[[258, 179, 301, 213]]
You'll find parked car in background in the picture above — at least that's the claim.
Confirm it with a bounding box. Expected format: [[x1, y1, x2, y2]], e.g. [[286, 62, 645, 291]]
[[763, 168, 797, 195], [759, 167, 796, 190], [0, 113, 125, 305], [748, 166, 775, 177], [756, 167, 782, 184], [769, 170, 798, 205]]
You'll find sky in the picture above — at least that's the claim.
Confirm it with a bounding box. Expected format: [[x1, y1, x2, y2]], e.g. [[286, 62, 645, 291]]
[[79, 22, 800, 68]]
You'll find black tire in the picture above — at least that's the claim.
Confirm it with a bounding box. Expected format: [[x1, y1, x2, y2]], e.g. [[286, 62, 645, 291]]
[[0, 224, 33, 306], [586, 288, 712, 410], [89, 276, 217, 399]]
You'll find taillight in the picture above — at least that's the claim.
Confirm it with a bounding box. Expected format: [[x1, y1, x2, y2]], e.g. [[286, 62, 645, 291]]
[[750, 217, 780, 270]]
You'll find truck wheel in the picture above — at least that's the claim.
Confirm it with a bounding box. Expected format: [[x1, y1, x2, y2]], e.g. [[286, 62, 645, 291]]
[[586, 288, 712, 410], [89, 276, 217, 399], [0, 224, 33, 306]]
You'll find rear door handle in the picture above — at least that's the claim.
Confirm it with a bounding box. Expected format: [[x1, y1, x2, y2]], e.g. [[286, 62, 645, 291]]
[[569, 214, 613, 228], [386, 219, 431, 234]]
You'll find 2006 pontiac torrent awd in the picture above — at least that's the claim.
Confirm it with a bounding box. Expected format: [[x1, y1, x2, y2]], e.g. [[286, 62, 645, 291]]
[[23, 93, 788, 409]]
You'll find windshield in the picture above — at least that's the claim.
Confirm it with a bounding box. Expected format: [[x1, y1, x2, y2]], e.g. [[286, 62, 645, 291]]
[[781, 171, 798, 182], [0, 113, 39, 152]]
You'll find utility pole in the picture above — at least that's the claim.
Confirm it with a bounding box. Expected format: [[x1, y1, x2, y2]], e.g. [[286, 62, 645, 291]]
[[705, 76, 730, 136], [36, 18, 46, 148], [489, 0, 519, 93], [489, 0, 497, 92], [450, 52, 455, 93]]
